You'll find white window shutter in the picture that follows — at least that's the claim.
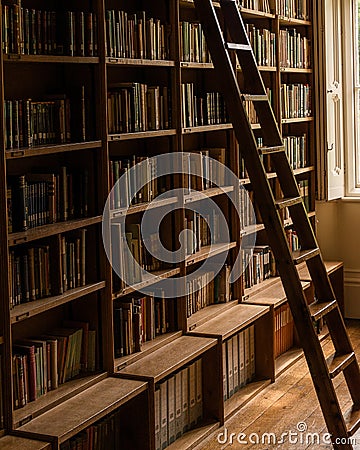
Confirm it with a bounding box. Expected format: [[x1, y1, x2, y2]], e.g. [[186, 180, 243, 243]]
[[315, 0, 345, 200]]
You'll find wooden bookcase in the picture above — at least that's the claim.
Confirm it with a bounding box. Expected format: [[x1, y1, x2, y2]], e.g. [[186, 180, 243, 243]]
[[0, 0, 341, 449]]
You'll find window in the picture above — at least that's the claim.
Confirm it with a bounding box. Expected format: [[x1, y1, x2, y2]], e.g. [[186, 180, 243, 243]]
[[342, 0, 360, 196]]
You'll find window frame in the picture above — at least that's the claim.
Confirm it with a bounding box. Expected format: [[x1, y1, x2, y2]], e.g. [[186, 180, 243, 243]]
[[343, 0, 360, 196]]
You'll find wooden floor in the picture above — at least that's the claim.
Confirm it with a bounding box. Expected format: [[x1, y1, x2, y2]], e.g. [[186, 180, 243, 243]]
[[198, 320, 360, 450]]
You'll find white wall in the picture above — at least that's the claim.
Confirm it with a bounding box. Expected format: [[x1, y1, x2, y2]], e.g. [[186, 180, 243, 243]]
[[316, 200, 360, 318]]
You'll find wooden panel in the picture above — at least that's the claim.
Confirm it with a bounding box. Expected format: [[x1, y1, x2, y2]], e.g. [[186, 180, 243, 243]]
[[244, 279, 311, 308], [18, 378, 147, 443], [120, 336, 217, 382], [0, 435, 51, 450], [13, 373, 107, 428], [189, 304, 270, 340]]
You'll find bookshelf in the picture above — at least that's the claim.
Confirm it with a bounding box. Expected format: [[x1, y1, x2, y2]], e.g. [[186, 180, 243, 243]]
[[0, 0, 342, 449]]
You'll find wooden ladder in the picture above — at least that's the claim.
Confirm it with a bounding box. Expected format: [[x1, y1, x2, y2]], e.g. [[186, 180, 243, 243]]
[[192, 0, 360, 447]]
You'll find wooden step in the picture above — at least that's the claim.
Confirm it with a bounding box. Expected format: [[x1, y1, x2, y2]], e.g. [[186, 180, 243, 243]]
[[292, 248, 320, 264], [275, 196, 302, 210], [226, 42, 251, 51], [309, 300, 337, 321], [327, 352, 356, 379], [259, 145, 285, 154], [242, 94, 269, 102], [343, 405, 360, 436]]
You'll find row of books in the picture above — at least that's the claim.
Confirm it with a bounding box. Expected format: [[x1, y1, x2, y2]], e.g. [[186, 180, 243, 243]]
[[279, 28, 311, 69], [7, 168, 89, 232], [5, 96, 71, 149], [112, 222, 166, 288], [239, 187, 255, 230], [60, 408, 122, 450], [242, 245, 274, 289], [284, 134, 307, 169], [246, 24, 276, 67], [9, 244, 51, 308], [237, 0, 271, 13], [106, 10, 168, 60], [60, 230, 87, 293], [186, 266, 231, 318], [244, 88, 272, 124], [223, 326, 255, 401], [280, 83, 312, 118], [9, 230, 87, 308], [185, 148, 227, 191], [298, 179, 310, 211], [107, 84, 171, 134], [114, 292, 176, 358], [155, 359, 203, 450], [276, 0, 309, 20], [181, 84, 228, 128], [2, 7, 98, 56], [184, 210, 222, 256], [285, 228, 300, 251], [274, 303, 294, 358], [180, 21, 210, 64], [13, 322, 96, 409]]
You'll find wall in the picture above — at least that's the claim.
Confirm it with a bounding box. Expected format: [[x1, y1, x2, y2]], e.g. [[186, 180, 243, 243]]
[[316, 200, 360, 318]]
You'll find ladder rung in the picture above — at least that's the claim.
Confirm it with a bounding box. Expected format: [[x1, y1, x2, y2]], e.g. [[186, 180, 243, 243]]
[[259, 145, 285, 154], [242, 94, 269, 102], [327, 352, 356, 379], [226, 42, 252, 52], [309, 300, 337, 321], [344, 405, 360, 436], [292, 248, 320, 264], [275, 197, 302, 210]]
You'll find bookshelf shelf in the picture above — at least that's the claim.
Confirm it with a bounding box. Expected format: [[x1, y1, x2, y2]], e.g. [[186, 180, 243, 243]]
[[108, 129, 177, 141], [5, 141, 102, 160], [0, 435, 51, 450], [180, 62, 214, 69], [282, 117, 314, 124], [13, 373, 107, 428], [106, 58, 175, 67], [244, 276, 281, 298], [190, 303, 270, 341], [110, 197, 178, 218], [278, 16, 312, 26], [114, 331, 182, 372], [184, 186, 234, 204], [188, 301, 239, 332], [280, 67, 313, 73], [112, 268, 181, 299], [10, 282, 106, 324], [8, 216, 102, 246], [258, 66, 277, 72], [293, 165, 315, 175], [17, 377, 148, 444], [241, 223, 265, 236], [240, 8, 276, 19], [119, 335, 217, 383], [185, 242, 237, 267], [182, 124, 233, 134], [3, 55, 100, 64]]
